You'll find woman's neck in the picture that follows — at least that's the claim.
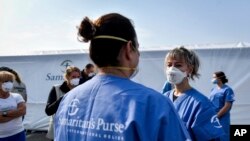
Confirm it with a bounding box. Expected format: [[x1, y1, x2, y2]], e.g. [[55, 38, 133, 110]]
[[174, 79, 192, 96], [217, 82, 224, 89], [98, 67, 130, 78]]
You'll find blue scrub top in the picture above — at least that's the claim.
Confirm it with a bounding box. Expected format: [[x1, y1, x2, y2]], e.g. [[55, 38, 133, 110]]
[[210, 84, 235, 141], [210, 84, 235, 113], [165, 88, 225, 141], [54, 75, 191, 141], [162, 81, 173, 94]]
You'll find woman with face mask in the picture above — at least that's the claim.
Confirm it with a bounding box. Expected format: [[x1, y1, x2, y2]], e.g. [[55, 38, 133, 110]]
[[54, 13, 191, 141], [210, 71, 235, 141], [79, 63, 96, 84], [163, 47, 225, 141], [0, 71, 26, 141], [44, 66, 80, 141]]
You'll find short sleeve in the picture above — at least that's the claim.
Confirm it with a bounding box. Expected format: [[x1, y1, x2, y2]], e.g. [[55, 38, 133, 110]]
[[12, 93, 25, 104], [225, 87, 235, 102]]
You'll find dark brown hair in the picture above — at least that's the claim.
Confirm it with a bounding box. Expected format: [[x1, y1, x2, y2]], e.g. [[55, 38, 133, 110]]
[[214, 71, 228, 84], [77, 13, 137, 67]]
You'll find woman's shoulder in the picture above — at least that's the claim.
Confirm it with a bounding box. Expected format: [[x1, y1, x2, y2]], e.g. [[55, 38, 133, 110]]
[[223, 84, 233, 91], [187, 88, 210, 103], [131, 81, 160, 93], [10, 92, 24, 100], [134, 82, 170, 102]]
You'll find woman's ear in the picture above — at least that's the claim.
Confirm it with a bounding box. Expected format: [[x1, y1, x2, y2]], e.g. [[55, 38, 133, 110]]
[[116, 41, 133, 63], [187, 66, 194, 76], [128, 41, 134, 51], [124, 41, 134, 59]]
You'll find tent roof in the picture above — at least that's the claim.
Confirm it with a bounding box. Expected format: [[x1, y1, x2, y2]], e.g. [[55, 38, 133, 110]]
[[1, 42, 250, 57]]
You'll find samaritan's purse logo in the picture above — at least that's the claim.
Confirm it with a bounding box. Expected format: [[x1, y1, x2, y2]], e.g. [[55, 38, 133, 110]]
[[46, 59, 74, 81], [211, 115, 222, 128], [60, 60, 73, 73], [68, 98, 80, 116], [58, 98, 126, 140]]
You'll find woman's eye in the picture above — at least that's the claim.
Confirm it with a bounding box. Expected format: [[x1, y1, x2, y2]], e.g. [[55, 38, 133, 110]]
[[175, 64, 182, 68]]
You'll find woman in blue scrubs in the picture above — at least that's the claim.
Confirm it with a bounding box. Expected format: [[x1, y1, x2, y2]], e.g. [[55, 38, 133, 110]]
[[54, 13, 190, 141], [210, 71, 235, 141], [164, 47, 225, 141]]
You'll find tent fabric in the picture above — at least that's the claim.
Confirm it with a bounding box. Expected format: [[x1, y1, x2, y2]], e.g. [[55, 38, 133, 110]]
[[0, 42, 249, 130]]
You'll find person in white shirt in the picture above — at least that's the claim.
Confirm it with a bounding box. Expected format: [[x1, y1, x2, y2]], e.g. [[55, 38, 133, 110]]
[[0, 71, 26, 141]]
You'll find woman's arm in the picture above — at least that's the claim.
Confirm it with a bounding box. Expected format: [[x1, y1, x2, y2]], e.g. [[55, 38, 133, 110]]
[[0, 102, 26, 123], [217, 102, 232, 118], [45, 86, 63, 116]]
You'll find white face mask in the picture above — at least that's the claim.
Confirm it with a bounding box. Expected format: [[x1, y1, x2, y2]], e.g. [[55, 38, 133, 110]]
[[166, 67, 187, 85], [88, 72, 95, 77], [70, 78, 80, 86], [1, 81, 14, 92]]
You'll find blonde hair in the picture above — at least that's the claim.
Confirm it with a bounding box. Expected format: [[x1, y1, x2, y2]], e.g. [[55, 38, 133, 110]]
[[64, 66, 81, 80], [165, 46, 200, 80], [0, 71, 15, 83]]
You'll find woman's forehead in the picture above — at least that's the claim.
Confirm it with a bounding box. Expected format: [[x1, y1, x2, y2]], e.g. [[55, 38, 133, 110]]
[[70, 71, 80, 76], [167, 56, 185, 63]]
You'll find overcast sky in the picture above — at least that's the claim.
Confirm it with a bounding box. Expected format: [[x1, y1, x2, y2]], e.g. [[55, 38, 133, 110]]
[[1, 0, 250, 54]]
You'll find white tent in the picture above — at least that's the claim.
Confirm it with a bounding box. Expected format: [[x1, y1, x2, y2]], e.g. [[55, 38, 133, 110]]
[[0, 42, 249, 131]]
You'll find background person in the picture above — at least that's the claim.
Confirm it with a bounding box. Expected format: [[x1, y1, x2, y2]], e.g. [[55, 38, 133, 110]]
[[0, 71, 26, 141], [0, 67, 27, 121], [164, 46, 225, 140], [44, 66, 81, 141], [210, 71, 235, 141], [0, 66, 27, 102], [79, 63, 96, 84], [54, 13, 190, 141]]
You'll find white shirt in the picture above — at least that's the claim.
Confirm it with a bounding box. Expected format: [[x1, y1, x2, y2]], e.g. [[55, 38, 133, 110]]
[[0, 93, 25, 138]]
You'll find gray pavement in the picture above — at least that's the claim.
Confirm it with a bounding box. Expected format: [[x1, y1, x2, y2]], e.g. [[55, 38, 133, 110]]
[[26, 131, 51, 141]]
